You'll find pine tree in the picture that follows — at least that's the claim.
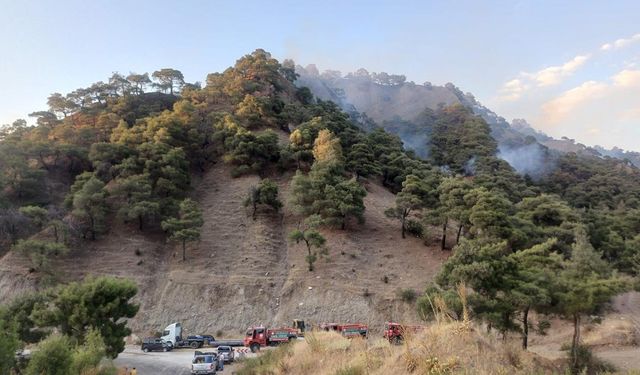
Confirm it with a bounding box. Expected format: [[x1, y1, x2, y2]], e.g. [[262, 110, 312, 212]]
[[244, 179, 282, 220], [116, 174, 160, 231], [437, 177, 474, 244], [386, 174, 435, 238], [346, 142, 380, 179], [71, 175, 109, 240], [12, 239, 69, 273], [289, 214, 327, 271], [556, 227, 627, 371], [35, 277, 139, 358], [320, 178, 367, 230], [161, 198, 204, 261], [506, 239, 563, 349]]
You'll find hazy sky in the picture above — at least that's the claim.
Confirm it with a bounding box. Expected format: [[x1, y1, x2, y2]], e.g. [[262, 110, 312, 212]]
[[1, 0, 639, 150]]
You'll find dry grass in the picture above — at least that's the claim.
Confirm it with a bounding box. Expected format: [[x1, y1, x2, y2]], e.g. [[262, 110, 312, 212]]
[[237, 285, 560, 375], [237, 323, 560, 375]]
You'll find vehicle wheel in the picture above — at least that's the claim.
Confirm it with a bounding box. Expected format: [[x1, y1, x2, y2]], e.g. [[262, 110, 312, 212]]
[[250, 343, 260, 353], [163, 346, 168, 352], [190, 341, 199, 349], [143, 347, 149, 353]]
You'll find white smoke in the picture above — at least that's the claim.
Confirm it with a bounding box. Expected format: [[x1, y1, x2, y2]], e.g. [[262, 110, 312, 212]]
[[497, 143, 548, 177]]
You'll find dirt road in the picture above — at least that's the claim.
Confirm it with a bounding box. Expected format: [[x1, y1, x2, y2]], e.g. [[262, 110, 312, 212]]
[[114, 346, 253, 374]]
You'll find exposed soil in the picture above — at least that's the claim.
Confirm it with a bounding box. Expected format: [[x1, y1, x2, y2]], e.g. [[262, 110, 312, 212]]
[[0, 163, 448, 337], [529, 292, 640, 371]]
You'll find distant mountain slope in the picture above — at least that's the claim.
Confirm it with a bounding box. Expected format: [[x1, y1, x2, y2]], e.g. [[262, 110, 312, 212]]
[[297, 65, 460, 124], [297, 65, 640, 170], [296, 65, 555, 176]]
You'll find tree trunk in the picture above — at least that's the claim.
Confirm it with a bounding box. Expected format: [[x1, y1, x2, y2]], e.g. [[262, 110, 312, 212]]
[[90, 214, 96, 241], [53, 224, 59, 243], [571, 313, 581, 370], [182, 239, 186, 262], [441, 218, 448, 250], [305, 241, 313, 271], [502, 312, 510, 342], [522, 307, 529, 350], [252, 202, 257, 220], [401, 216, 406, 239], [39, 153, 50, 171], [456, 224, 463, 244], [138, 215, 144, 231]]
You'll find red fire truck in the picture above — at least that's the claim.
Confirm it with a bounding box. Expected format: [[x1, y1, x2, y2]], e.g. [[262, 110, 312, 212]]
[[243, 326, 298, 352], [320, 322, 368, 338], [383, 322, 425, 343]]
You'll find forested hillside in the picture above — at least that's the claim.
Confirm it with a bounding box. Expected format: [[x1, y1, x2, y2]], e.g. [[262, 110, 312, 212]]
[[1, 49, 640, 373]]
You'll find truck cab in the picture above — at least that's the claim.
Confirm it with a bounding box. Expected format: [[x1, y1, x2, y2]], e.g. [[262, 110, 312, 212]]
[[244, 326, 267, 352], [383, 322, 423, 343], [161, 323, 182, 347], [160, 323, 207, 348]]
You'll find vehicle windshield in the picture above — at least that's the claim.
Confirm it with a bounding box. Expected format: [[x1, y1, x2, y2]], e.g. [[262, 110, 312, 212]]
[[218, 347, 230, 352], [162, 330, 170, 336], [193, 356, 214, 364], [246, 329, 253, 337]]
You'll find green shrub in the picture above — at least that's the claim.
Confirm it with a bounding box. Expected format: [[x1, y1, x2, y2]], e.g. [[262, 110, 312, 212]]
[[71, 328, 107, 374], [236, 344, 291, 375], [565, 344, 616, 375], [406, 219, 424, 238], [26, 334, 73, 375], [0, 311, 19, 375], [398, 288, 417, 302], [536, 319, 551, 335]]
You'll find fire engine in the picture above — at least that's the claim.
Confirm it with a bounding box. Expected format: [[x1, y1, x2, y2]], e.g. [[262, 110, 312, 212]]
[[243, 326, 298, 352]]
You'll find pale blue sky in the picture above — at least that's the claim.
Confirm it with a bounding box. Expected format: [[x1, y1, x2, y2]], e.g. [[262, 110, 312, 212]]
[[1, 0, 639, 150]]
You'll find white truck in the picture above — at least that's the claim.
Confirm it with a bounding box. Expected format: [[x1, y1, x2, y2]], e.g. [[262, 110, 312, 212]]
[[161, 323, 210, 349], [161, 322, 244, 349]]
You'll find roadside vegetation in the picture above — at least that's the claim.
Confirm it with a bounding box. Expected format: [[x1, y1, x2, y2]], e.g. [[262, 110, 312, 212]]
[[0, 276, 138, 374], [237, 313, 560, 375]]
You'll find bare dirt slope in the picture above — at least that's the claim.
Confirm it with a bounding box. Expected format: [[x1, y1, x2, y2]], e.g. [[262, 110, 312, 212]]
[[0, 163, 448, 337], [275, 177, 448, 330], [529, 292, 640, 370]]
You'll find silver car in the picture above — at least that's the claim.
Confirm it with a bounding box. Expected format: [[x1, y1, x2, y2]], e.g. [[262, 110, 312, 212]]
[[191, 354, 223, 374], [216, 346, 235, 363]]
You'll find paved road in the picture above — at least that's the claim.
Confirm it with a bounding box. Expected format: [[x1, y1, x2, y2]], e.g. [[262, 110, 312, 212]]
[[115, 346, 253, 374]]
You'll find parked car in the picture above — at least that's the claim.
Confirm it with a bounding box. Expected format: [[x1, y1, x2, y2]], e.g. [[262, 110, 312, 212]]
[[216, 345, 235, 363], [191, 354, 223, 374], [141, 337, 171, 352]]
